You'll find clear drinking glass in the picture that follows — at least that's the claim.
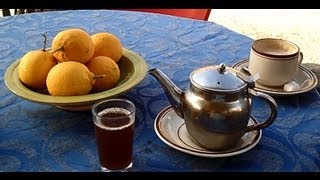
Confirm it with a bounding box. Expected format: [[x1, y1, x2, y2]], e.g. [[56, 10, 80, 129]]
[[92, 98, 135, 172]]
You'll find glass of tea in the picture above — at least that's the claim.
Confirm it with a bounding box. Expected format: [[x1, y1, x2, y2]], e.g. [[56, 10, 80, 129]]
[[91, 98, 135, 172]]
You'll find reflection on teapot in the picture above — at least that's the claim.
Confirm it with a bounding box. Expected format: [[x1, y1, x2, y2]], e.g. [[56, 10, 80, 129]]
[[149, 64, 278, 150]]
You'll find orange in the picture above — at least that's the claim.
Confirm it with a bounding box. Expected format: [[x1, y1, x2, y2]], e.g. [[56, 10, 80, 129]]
[[91, 32, 123, 63], [51, 28, 94, 64], [46, 61, 96, 96], [18, 50, 57, 90], [86, 56, 120, 92]]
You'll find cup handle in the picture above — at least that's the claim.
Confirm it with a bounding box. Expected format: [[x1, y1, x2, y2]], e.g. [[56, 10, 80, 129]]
[[244, 89, 278, 132], [298, 52, 303, 64]]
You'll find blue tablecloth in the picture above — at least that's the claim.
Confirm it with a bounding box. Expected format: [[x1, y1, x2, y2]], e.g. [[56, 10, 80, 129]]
[[0, 10, 319, 172]]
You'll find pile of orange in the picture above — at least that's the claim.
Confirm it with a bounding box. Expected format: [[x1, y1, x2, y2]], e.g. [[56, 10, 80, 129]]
[[18, 28, 123, 96]]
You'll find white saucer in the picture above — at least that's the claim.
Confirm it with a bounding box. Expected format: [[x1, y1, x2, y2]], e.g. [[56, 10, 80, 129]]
[[232, 59, 318, 97], [154, 106, 262, 158]]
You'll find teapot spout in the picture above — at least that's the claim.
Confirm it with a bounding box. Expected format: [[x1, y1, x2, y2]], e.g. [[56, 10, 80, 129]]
[[148, 68, 184, 119]]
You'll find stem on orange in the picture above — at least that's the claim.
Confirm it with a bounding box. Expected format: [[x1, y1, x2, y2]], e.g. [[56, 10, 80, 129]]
[[42, 34, 47, 51]]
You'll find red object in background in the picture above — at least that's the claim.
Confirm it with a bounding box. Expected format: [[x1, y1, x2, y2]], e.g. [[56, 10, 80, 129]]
[[128, 9, 211, 21]]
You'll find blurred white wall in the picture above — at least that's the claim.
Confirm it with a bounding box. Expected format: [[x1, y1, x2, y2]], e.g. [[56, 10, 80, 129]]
[[208, 9, 320, 64]]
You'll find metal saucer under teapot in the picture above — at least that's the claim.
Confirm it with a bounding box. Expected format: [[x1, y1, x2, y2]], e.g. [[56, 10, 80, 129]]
[[149, 63, 277, 150]]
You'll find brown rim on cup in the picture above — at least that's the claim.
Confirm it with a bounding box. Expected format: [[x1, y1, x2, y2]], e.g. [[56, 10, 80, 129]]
[[252, 38, 300, 58]]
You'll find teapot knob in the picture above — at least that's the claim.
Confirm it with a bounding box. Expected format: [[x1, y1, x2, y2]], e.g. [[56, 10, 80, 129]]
[[218, 63, 226, 74]]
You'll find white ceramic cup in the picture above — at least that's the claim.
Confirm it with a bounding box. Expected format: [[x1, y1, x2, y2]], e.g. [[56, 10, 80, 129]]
[[248, 38, 303, 87]]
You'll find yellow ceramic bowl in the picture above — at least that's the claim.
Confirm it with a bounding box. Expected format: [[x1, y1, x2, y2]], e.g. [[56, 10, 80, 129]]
[[4, 48, 148, 111]]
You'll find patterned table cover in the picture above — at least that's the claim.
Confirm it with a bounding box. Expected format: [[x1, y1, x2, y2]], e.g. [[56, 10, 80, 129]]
[[0, 10, 319, 172]]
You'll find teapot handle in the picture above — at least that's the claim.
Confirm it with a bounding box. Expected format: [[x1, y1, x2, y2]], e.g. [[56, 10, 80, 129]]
[[244, 89, 278, 132]]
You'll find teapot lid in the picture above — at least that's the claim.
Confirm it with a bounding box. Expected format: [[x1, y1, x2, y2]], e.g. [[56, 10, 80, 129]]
[[190, 63, 246, 92]]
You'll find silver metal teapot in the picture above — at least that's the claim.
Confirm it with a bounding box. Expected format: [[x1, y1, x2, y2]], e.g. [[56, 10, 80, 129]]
[[149, 63, 277, 150]]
